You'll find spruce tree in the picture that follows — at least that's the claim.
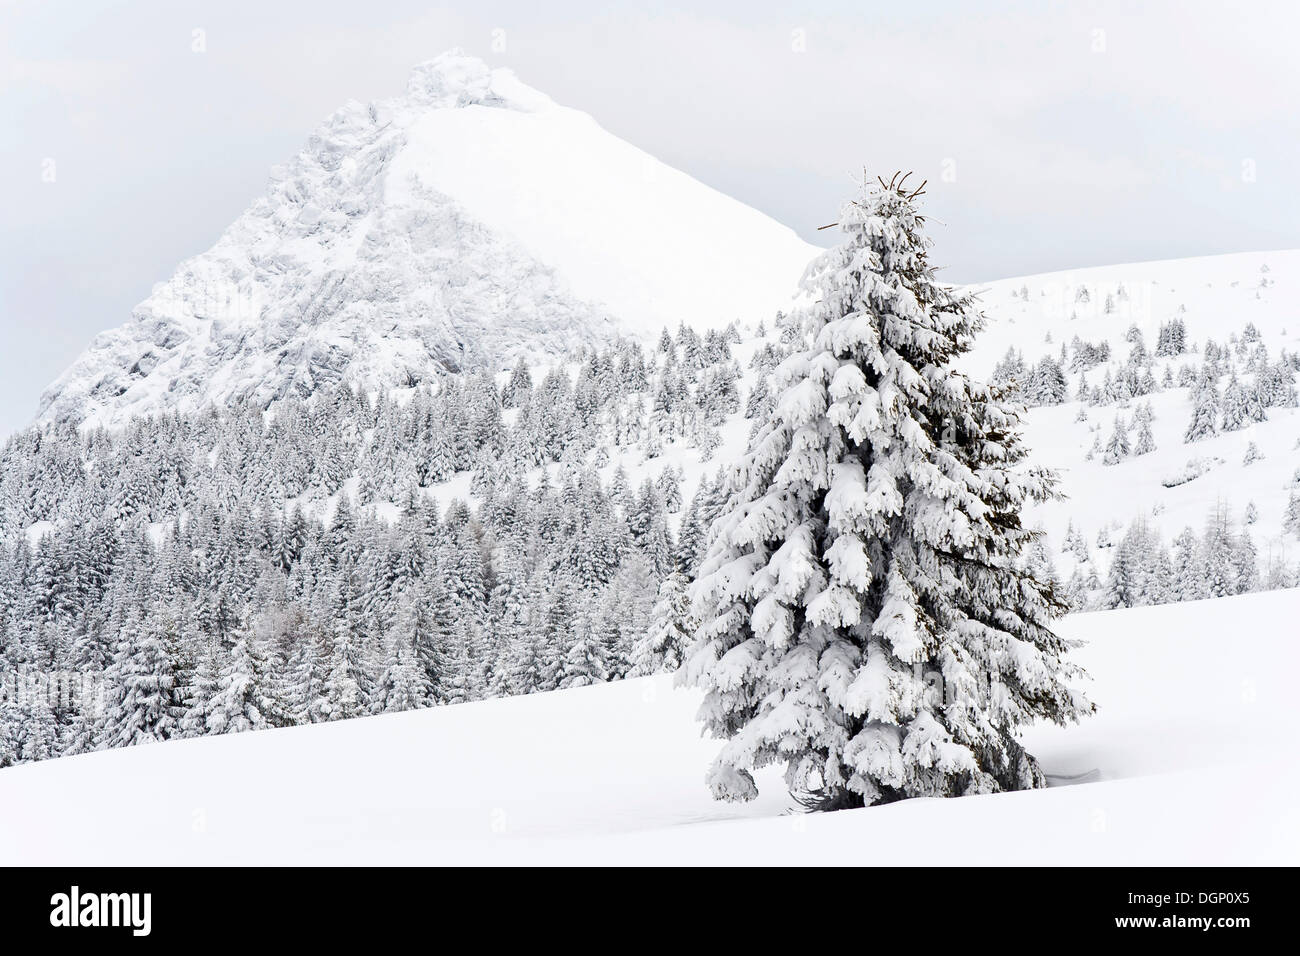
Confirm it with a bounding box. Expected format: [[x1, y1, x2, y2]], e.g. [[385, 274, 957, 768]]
[[322, 627, 370, 720], [96, 614, 183, 748], [286, 632, 330, 723], [18, 696, 59, 763], [501, 356, 533, 409], [178, 641, 219, 738], [682, 175, 1091, 809], [1201, 503, 1237, 598], [1102, 414, 1130, 465], [1221, 372, 1248, 431], [1105, 520, 1150, 608], [1184, 369, 1220, 443], [559, 612, 609, 689], [205, 635, 280, 734], [632, 571, 694, 675], [1172, 527, 1206, 601], [1133, 417, 1155, 456], [1231, 531, 1260, 595], [1284, 489, 1300, 541], [1142, 543, 1176, 606], [374, 629, 431, 713]]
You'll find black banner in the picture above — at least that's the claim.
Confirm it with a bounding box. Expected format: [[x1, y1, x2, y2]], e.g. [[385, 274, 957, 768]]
[[0, 866, 1288, 943]]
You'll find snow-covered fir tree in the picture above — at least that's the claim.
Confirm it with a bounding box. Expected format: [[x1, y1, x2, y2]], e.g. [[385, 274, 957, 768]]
[[1102, 414, 1131, 465], [681, 175, 1092, 810], [1220, 372, 1249, 431], [1284, 489, 1300, 541], [205, 636, 281, 735], [1133, 416, 1156, 457], [1184, 368, 1220, 443], [632, 571, 695, 675], [94, 613, 184, 748], [1025, 356, 1068, 406]]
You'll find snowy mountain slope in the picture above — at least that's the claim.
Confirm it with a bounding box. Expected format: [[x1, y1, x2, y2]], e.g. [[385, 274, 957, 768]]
[[37, 51, 818, 430], [1, 589, 1295, 864], [959, 250, 1300, 566], [387, 72, 816, 337]]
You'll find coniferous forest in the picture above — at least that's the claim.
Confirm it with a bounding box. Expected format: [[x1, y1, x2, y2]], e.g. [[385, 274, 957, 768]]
[[0, 325, 760, 765]]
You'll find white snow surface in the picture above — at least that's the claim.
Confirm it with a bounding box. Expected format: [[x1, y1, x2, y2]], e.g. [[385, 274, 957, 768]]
[[388, 80, 815, 338], [38, 50, 818, 430], [2, 589, 1296, 865]]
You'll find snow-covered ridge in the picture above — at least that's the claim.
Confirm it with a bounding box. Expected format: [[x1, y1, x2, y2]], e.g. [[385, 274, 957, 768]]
[[39, 51, 819, 430], [963, 248, 1299, 374]]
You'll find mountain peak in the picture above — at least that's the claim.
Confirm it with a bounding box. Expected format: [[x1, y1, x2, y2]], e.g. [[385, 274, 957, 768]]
[[402, 50, 552, 113], [38, 55, 818, 429], [405, 50, 498, 107]]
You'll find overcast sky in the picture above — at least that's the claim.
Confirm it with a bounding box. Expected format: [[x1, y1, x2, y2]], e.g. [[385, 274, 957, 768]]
[[3, 0, 1298, 436]]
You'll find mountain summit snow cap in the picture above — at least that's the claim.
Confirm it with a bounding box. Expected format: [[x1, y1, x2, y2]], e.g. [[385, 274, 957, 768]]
[[403, 50, 556, 112], [405, 50, 498, 107]]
